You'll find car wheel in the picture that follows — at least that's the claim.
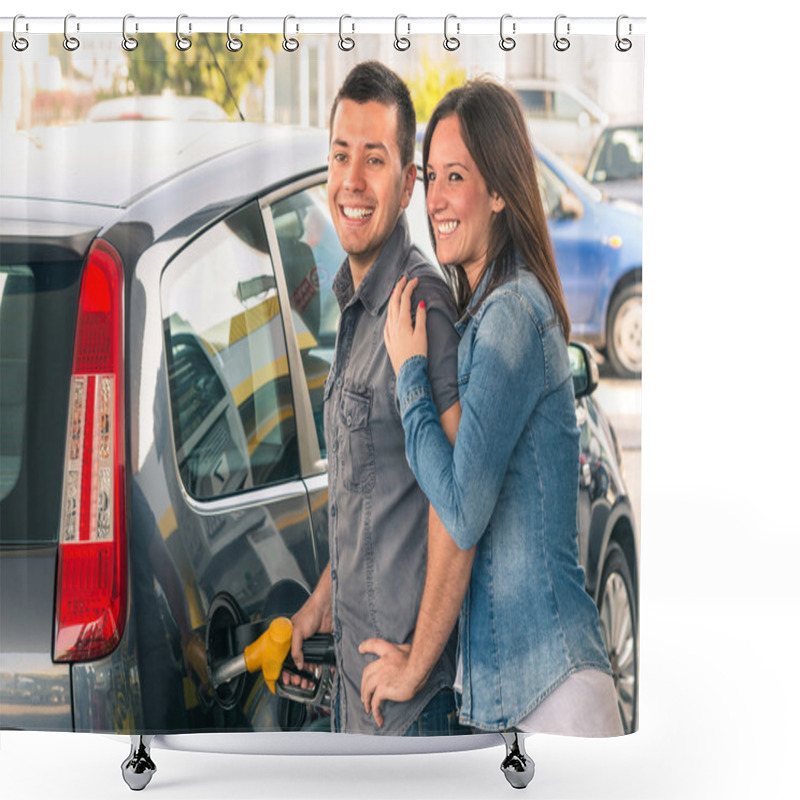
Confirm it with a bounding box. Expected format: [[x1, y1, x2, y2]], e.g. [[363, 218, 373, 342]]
[[597, 542, 638, 734], [606, 281, 642, 378]]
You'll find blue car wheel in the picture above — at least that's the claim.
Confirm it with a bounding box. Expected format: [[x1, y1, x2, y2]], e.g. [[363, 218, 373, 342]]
[[606, 281, 642, 378]]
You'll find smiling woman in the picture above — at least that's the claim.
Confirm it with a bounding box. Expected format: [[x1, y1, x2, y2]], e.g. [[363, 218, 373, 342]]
[[425, 115, 506, 283], [376, 77, 624, 746]]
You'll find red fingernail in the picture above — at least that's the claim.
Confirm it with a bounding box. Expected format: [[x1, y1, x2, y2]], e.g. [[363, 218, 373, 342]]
[[420, 301, 425, 309]]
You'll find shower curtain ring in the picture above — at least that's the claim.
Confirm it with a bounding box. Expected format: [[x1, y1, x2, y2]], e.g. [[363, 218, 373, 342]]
[[444, 14, 460, 51], [227, 15, 243, 51], [63, 13, 80, 51], [553, 14, 570, 52], [338, 15, 355, 51], [122, 15, 138, 51], [12, 15, 29, 52], [499, 14, 516, 51], [282, 16, 299, 51], [615, 15, 633, 52], [394, 15, 411, 51], [176, 14, 192, 51]]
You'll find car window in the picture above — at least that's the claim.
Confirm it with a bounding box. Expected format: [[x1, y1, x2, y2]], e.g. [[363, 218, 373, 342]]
[[161, 201, 299, 501], [0, 267, 34, 503], [536, 158, 567, 218], [270, 184, 345, 460], [552, 90, 589, 121], [590, 127, 643, 182], [0, 257, 82, 544], [516, 89, 551, 118]]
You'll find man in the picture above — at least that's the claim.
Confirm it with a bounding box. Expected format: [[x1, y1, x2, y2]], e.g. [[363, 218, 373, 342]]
[[283, 61, 468, 736]]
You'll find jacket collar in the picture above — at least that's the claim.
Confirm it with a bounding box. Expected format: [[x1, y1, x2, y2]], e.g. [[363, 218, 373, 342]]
[[456, 261, 497, 335]]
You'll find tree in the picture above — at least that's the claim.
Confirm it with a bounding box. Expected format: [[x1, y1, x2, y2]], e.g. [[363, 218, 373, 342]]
[[125, 33, 279, 118], [406, 57, 467, 123]]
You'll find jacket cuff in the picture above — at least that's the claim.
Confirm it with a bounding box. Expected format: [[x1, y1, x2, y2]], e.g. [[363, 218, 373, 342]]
[[396, 355, 432, 416]]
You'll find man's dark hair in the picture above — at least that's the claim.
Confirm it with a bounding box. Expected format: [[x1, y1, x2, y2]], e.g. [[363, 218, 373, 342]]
[[329, 61, 416, 167]]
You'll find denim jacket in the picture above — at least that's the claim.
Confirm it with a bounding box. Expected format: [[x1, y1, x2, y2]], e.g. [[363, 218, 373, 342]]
[[396, 263, 612, 730]]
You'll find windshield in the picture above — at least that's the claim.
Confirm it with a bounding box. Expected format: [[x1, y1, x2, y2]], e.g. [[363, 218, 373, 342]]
[[587, 126, 643, 183]]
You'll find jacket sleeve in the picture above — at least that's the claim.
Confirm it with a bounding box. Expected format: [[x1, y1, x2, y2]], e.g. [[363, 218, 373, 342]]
[[396, 289, 546, 550]]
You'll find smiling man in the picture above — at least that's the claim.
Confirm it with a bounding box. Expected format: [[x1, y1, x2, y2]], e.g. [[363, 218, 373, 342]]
[[283, 62, 466, 736]]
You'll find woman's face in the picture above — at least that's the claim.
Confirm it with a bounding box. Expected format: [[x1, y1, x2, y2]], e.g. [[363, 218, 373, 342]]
[[425, 115, 505, 287]]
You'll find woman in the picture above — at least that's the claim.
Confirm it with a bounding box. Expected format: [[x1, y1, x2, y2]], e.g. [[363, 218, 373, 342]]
[[361, 79, 623, 736]]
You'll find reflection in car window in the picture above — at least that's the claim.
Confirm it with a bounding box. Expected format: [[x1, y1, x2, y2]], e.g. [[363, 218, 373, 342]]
[[271, 185, 345, 460], [161, 202, 299, 500]]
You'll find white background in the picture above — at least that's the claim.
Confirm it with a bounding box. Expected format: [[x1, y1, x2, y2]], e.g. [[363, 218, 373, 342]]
[[2, 1, 799, 798]]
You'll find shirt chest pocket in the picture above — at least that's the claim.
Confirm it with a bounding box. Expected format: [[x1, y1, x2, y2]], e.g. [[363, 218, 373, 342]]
[[340, 388, 375, 494]]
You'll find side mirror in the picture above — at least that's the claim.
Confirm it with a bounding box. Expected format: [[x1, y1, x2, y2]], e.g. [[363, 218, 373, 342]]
[[569, 341, 599, 399], [559, 189, 584, 220]]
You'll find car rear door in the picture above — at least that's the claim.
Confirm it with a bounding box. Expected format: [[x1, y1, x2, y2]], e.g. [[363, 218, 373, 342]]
[[0, 215, 100, 730]]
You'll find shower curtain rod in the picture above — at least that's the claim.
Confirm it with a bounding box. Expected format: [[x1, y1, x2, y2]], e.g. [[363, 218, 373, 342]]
[[1, 15, 646, 38]]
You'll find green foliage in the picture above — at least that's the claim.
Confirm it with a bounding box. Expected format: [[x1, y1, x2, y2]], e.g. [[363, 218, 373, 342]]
[[406, 58, 467, 123], [125, 33, 279, 118]]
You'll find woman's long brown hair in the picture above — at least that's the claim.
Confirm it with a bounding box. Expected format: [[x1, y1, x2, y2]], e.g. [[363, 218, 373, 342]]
[[422, 78, 571, 339]]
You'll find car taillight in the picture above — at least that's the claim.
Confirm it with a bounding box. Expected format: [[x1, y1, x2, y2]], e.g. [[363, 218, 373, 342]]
[[54, 239, 126, 662]]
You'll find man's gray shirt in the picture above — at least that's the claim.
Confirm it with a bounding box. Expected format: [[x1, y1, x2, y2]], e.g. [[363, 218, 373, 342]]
[[324, 214, 460, 735]]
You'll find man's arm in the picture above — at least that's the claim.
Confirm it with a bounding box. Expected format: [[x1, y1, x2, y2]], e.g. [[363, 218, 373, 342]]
[[360, 402, 475, 726]]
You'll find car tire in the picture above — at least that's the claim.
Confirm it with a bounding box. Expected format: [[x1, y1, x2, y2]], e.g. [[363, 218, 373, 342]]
[[597, 542, 638, 734], [606, 281, 642, 379]]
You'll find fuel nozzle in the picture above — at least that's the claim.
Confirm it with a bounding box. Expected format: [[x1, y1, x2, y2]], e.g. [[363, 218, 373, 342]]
[[211, 616, 292, 694]]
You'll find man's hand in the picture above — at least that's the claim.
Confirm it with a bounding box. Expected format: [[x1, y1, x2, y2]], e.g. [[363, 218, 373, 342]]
[[281, 574, 332, 690], [359, 639, 426, 728]]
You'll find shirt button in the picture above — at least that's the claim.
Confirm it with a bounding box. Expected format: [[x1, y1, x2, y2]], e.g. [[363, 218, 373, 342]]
[[335, 377, 343, 388], [331, 569, 337, 582], [346, 415, 352, 427], [330, 504, 336, 517]]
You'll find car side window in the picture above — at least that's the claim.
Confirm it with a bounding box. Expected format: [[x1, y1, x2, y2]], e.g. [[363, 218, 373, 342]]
[[270, 184, 345, 460], [552, 91, 586, 122], [517, 89, 549, 118], [161, 201, 299, 500], [536, 159, 565, 219]]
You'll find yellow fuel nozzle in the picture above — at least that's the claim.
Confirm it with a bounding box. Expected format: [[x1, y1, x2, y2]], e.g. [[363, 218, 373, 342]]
[[243, 617, 293, 694]]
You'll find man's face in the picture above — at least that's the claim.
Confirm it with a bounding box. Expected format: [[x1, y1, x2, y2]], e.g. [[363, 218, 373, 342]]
[[328, 99, 416, 276]]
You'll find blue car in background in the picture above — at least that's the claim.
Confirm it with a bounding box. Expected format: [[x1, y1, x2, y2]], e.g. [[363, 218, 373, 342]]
[[536, 146, 642, 378]]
